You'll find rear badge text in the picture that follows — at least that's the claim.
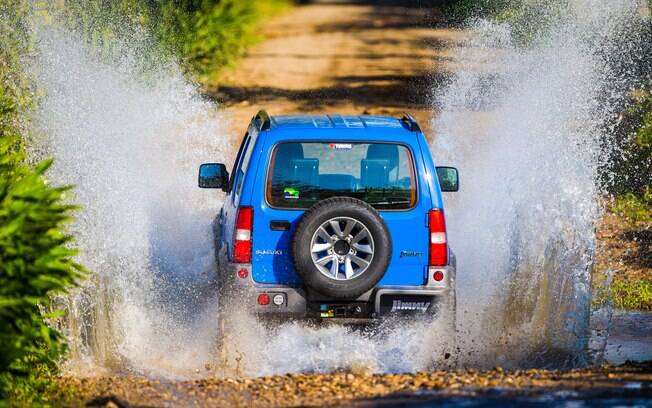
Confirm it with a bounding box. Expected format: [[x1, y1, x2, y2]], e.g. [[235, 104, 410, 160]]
[[400, 250, 423, 258], [391, 300, 430, 312], [255, 249, 283, 256]]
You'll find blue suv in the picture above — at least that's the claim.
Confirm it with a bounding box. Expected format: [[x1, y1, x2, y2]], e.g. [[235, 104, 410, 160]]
[[199, 111, 458, 325]]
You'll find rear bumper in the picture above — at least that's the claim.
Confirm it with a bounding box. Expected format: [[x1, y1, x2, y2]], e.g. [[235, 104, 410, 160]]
[[223, 262, 455, 320]]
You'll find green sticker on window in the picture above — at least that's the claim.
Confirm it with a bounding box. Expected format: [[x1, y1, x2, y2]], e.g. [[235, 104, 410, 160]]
[[283, 187, 299, 199]]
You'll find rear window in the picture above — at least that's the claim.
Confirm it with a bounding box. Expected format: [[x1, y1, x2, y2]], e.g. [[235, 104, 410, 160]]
[[267, 142, 416, 210]]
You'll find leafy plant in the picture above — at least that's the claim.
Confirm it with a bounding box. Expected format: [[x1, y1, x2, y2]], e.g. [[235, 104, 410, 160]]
[[1, 2, 86, 404], [0, 101, 86, 407], [612, 279, 652, 310], [612, 190, 652, 224]]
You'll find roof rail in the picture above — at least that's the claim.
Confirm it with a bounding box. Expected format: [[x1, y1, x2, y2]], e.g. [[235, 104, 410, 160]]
[[401, 112, 421, 132], [254, 110, 272, 131]]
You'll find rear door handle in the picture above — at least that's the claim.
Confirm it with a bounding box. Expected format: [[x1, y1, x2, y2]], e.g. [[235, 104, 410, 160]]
[[270, 220, 291, 231]]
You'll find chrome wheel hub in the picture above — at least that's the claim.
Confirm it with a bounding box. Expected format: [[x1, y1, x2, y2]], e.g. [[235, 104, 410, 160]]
[[309, 216, 374, 280]]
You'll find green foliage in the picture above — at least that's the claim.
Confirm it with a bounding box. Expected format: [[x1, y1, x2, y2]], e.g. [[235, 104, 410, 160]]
[[155, 0, 255, 80], [0, 94, 85, 408], [631, 90, 652, 150], [1, 1, 86, 404], [494, 0, 571, 46], [45, 0, 292, 81], [612, 279, 652, 310], [612, 190, 652, 224], [155, 0, 292, 80], [609, 89, 652, 208], [43, 0, 174, 77], [0, 0, 32, 123], [0, 154, 84, 402]]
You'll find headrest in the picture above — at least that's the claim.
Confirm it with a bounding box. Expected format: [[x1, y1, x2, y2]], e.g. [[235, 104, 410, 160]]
[[366, 144, 398, 171], [276, 143, 304, 161]]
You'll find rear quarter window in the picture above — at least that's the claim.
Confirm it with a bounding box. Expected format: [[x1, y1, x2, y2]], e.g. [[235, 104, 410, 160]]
[[232, 130, 259, 202], [266, 142, 416, 210]]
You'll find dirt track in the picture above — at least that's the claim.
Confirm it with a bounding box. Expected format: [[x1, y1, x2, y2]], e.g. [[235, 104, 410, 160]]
[[206, 0, 466, 138], [53, 362, 652, 407]]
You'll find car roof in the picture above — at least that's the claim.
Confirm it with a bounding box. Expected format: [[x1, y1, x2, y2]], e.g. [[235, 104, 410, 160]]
[[269, 114, 410, 131]]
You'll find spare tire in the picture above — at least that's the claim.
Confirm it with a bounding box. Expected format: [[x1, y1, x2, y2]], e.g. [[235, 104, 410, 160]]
[[292, 197, 391, 299]]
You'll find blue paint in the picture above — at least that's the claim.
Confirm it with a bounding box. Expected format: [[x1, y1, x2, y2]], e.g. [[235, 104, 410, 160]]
[[216, 114, 450, 288]]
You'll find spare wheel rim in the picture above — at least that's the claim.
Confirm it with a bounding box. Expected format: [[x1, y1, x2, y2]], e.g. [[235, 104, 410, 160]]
[[309, 216, 375, 281]]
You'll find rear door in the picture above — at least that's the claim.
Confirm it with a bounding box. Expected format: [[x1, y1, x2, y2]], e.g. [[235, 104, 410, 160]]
[[250, 140, 431, 286]]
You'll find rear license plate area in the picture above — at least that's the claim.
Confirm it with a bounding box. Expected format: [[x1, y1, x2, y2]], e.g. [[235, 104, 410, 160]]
[[378, 294, 437, 316], [308, 302, 371, 318]]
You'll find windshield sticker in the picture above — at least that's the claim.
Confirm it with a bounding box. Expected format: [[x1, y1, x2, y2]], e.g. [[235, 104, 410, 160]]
[[328, 143, 352, 150], [283, 187, 300, 199]]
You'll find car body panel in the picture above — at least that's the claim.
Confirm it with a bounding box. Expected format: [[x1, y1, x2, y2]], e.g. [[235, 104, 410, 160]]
[[223, 115, 446, 288]]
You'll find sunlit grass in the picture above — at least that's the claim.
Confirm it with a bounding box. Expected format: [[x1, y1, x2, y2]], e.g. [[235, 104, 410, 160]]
[[612, 279, 652, 310]]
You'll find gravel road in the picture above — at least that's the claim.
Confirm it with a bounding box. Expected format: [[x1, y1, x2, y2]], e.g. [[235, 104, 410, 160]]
[[53, 361, 652, 407], [205, 0, 466, 138]]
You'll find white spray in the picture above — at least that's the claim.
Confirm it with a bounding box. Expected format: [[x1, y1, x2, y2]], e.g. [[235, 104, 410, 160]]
[[30, 25, 453, 378], [31, 27, 231, 378], [432, 0, 648, 367], [26, 0, 649, 378]]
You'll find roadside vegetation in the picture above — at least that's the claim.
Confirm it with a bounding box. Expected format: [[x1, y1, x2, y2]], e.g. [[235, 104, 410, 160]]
[[602, 43, 652, 310], [46, 0, 291, 82], [0, 0, 291, 404], [0, 1, 85, 404]]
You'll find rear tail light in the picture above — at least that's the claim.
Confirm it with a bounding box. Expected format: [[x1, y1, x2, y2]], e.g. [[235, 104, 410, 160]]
[[233, 206, 253, 263], [257, 293, 270, 306], [428, 208, 448, 266]]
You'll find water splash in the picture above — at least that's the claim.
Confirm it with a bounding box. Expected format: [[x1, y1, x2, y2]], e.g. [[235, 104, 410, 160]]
[[432, 0, 648, 368], [25, 0, 649, 379], [27, 14, 453, 379], [30, 27, 231, 378]]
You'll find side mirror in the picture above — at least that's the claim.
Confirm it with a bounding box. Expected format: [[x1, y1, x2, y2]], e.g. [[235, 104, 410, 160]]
[[198, 163, 229, 191], [436, 166, 459, 192]]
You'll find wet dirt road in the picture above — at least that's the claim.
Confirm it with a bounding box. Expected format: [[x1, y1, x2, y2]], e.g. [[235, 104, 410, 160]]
[[605, 311, 652, 365], [54, 312, 652, 406], [205, 0, 466, 139], [55, 361, 652, 407]]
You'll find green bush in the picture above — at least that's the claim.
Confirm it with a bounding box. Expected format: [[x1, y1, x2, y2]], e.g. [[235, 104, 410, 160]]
[[0, 98, 86, 406], [444, 0, 573, 47], [154, 0, 256, 80], [1, 1, 86, 404], [0, 132, 84, 405], [608, 89, 652, 205], [612, 190, 652, 224], [46, 0, 292, 81]]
